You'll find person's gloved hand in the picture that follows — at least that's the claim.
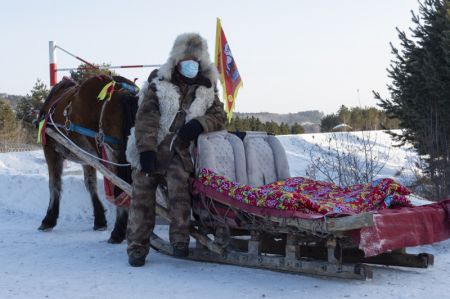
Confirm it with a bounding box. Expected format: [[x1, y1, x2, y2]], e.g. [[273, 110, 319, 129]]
[[178, 119, 204, 144], [140, 151, 157, 175]]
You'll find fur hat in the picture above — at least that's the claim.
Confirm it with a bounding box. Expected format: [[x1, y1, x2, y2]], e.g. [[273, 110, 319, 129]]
[[157, 33, 218, 83]]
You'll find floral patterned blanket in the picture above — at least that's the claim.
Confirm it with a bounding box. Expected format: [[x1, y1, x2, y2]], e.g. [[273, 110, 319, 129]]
[[198, 168, 412, 216]]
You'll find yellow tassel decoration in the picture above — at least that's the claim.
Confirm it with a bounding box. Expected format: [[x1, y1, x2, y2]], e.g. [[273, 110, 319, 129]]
[[97, 81, 116, 101]]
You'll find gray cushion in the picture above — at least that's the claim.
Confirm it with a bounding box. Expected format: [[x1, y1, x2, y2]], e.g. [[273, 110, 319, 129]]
[[243, 132, 290, 186], [196, 131, 247, 184]]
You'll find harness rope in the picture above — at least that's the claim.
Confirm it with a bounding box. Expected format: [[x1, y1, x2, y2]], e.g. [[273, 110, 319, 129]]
[[48, 112, 131, 167], [42, 78, 132, 167], [38, 84, 79, 144]]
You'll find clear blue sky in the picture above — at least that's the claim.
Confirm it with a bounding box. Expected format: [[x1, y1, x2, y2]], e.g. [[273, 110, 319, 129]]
[[0, 0, 419, 114]]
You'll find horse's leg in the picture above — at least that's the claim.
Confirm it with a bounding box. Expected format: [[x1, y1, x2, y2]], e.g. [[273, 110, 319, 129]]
[[108, 206, 128, 244], [39, 144, 64, 231], [82, 165, 107, 231]]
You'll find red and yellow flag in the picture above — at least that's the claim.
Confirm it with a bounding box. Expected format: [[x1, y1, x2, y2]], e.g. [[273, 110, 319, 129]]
[[215, 18, 243, 121]]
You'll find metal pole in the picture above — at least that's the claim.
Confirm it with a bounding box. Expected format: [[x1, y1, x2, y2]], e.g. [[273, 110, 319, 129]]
[[55, 45, 100, 69], [49, 41, 57, 86], [50, 42, 161, 77], [56, 64, 161, 72]]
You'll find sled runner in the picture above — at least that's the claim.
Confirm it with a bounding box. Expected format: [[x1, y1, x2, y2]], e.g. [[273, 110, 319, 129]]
[[45, 128, 450, 280]]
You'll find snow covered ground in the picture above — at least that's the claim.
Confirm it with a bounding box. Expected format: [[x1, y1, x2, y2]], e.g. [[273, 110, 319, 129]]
[[1, 131, 449, 299], [277, 130, 420, 185]]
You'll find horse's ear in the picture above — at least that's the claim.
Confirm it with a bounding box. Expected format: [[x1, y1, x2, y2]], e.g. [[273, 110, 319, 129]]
[[134, 78, 138, 83]]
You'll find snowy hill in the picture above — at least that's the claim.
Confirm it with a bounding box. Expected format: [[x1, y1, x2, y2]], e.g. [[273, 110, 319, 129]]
[[0, 131, 449, 299], [278, 130, 419, 184]]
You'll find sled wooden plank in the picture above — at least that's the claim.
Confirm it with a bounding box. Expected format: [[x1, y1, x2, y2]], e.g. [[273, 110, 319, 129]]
[[46, 128, 172, 216], [46, 128, 133, 194], [266, 216, 327, 233], [150, 233, 173, 254], [325, 213, 374, 232], [267, 212, 373, 234], [346, 250, 433, 268], [190, 228, 225, 255], [45, 128, 222, 255], [188, 248, 373, 280], [149, 233, 372, 280], [298, 244, 433, 268]]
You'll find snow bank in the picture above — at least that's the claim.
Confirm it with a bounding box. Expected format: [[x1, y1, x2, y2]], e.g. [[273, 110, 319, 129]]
[[278, 130, 419, 183], [0, 150, 117, 225]]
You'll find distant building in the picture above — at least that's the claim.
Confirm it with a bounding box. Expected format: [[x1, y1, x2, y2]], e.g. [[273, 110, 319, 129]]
[[332, 123, 352, 132]]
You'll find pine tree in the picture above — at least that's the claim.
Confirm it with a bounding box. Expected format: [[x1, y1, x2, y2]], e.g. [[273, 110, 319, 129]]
[[234, 116, 244, 132], [265, 121, 279, 135], [70, 63, 117, 84], [365, 107, 380, 130], [15, 96, 34, 122], [349, 107, 363, 130], [375, 0, 450, 199], [337, 105, 351, 124], [226, 118, 235, 131], [30, 79, 49, 109], [0, 99, 19, 140], [290, 122, 305, 134], [15, 79, 49, 124], [279, 122, 290, 135], [226, 116, 304, 135], [320, 114, 340, 132]]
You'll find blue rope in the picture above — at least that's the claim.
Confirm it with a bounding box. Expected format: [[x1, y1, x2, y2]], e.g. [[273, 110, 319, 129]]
[[67, 123, 120, 145], [118, 82, 139, 95]]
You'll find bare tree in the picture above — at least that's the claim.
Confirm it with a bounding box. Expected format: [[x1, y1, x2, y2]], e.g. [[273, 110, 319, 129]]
[[306, 131, 390, 186]]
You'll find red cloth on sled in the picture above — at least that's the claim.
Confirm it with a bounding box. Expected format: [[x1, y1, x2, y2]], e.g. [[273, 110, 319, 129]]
[[198, 168, 411, 216], [356, 199, 450, 256]]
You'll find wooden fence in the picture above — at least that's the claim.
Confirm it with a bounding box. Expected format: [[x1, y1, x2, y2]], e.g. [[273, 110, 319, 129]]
[[0, 143, 39, 153]]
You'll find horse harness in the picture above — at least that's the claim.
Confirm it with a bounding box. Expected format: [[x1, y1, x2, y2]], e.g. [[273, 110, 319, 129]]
[[60, 96, 120, 147], [38, 77, 139, 148]]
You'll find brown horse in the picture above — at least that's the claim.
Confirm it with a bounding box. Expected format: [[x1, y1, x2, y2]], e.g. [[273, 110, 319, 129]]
[[38, 75, 138, 243]]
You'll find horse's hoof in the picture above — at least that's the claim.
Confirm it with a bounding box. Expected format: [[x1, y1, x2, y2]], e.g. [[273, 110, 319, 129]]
[[38, 225, 53, 232], [107, 237, 123, 244], [93, 225, 107, 231]]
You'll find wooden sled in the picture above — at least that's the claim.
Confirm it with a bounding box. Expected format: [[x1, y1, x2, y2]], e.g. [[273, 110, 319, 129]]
[[46, 128, 450, 280]]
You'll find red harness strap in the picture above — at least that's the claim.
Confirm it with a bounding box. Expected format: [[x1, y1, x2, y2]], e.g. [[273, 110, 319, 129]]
[[101, 145, 131, 207], [39, 117, 49, 145]]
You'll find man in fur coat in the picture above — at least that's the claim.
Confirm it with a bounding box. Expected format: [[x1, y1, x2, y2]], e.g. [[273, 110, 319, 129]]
[[126, 33, 227, 267]]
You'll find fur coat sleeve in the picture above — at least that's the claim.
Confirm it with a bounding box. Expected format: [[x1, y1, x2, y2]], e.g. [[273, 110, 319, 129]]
[[194, 94, 227, 133], [134, 86, 160, 153]]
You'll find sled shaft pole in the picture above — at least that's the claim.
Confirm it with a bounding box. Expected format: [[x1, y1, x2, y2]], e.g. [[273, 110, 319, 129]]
[[45, 128, 221, 254]]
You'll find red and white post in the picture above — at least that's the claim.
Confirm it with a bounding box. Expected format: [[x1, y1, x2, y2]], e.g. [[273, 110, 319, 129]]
[[47, 40, 160, 86], [49, 41, 57, 86]]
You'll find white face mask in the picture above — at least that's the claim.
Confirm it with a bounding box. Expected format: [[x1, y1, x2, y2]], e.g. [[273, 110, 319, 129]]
[[179, 60, 199, 78]]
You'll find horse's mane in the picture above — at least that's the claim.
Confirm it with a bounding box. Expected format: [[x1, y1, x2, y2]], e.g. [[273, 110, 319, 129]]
[[111, 75, 137, 87], [46, 76, 77, 102], [39, 77, 78, 119]]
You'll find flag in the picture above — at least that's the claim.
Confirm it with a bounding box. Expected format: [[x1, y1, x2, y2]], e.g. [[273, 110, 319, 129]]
[[215, 18, 243, 121]]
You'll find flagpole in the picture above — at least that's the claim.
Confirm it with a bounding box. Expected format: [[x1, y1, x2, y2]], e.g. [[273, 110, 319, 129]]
[[215, 17, 230, 122], [215, 18, 222, 70], [214, 17, 243, 122]]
